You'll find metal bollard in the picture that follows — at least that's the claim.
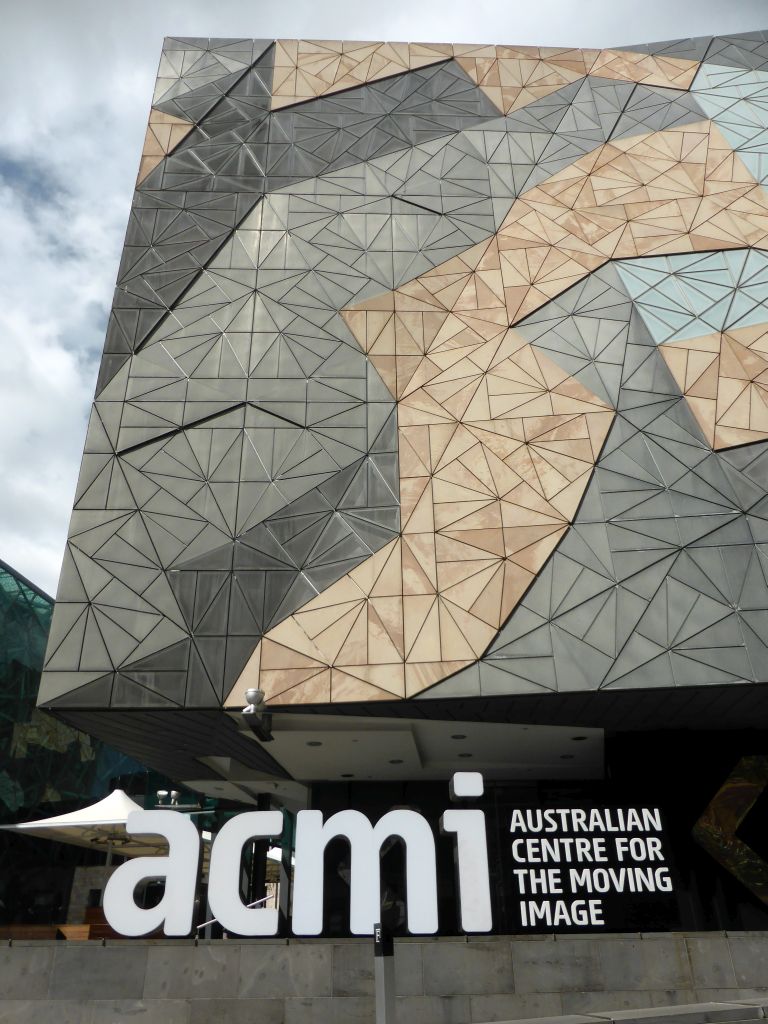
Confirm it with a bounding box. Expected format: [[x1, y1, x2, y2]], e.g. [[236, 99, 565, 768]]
[[373, 921, 396, 1024]]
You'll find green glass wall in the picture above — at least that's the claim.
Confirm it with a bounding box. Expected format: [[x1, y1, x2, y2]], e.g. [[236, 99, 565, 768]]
[[0, 559, 143, 923]]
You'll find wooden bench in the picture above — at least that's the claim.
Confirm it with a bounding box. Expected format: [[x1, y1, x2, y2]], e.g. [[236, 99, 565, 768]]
[[56, 924, 91, 941], [0, 925, 59, 940]]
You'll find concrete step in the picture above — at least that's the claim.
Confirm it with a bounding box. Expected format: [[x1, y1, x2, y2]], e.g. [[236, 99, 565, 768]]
[[482, 1002, 768, 1024]]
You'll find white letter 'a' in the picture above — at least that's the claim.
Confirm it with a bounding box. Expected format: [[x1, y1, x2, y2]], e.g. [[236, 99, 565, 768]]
[[208, 811, 283, 935], [103, 811, 200, 937]]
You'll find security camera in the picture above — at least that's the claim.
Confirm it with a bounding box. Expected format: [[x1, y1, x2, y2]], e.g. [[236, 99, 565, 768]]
[[242, 688, 273, 742], [243, 688, 265, 713]]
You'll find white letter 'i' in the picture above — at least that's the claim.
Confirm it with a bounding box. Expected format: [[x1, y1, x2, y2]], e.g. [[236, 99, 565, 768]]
[[440, 773, 492, 933]]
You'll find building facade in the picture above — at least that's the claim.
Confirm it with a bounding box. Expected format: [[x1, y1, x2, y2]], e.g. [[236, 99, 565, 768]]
[[38, 31, 768, 940]]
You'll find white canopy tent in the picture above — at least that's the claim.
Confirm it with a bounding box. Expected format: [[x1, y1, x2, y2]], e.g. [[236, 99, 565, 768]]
[[0, 789, 167, 859]]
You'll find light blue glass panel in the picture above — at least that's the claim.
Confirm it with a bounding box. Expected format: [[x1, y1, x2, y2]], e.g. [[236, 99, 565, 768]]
[[692, 63, 768, 183], [616, 250, 768, 343]]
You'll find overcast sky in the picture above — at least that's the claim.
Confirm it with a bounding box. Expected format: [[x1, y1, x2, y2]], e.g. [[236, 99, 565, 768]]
[[1, 0, 766, 596]]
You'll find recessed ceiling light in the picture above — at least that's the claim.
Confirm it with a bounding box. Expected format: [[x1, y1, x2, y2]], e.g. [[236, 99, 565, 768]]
[[389, 758, 403, 764], [306, 741, 322, 747], [451, 733, 467, 740]]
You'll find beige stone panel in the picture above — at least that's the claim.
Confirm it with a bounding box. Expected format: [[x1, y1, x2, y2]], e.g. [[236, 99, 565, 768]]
[[397, 393, 453, 429], [330, 670, 399, 703], [523, 449, 572, 498], [465, 562, 507, 627], [424, 423, 464, 468], [333, 662, 406, 698], [749, 386, 768, 431], [502, 523, 567, 562], [430, 421, 483, 473], [584, 412, 613, 456], [433, 454, 495, 498], [426, 375, 485, 421], [739, 323, 768, 355], [721, 334, 768, 381], [137, 109, 194, 184], [264, 669, 332, 705], [451, 44, 499, 58], [259, 624, 323, 666], [442, 516, 506, 554], [270, 39, 450, 109], [590, 49, 699, 88], [370, 540, 405, 596], [438, 600, 483, 660], [433, 496, 496, 532], [659, 332, 717, 373], [455, 52, 586, 115], [685, 396, 718, 447], [401, 536, 437, 593], [408, 43, 454, 65], [402, 531, 438, 587], [436, 504, 506, 541], [528, 448, 579, 496], [403, 596, 440, 660], [504, 443, 551, 496], [437, 498, 506, 536], [295, 598, 366, 640], [330, 604, 371, 666], [347, 538, 400, 593], [717, 379, 752, 427], [533, 439, 596, 478], [501, 479, 568, 520], [440, 597, 497, 657], [687, 357, 720, 399], [442, 561, 504, 616], [436, 555, 503, 597], [367, 604, 402, 665], [715, 423, 767, 448], [369, 596, 405, 655], [476, 443, 525, 497], [400, 477, 436, 534], [507, 526, 567, 572], [398, 431, 432, 477], [244, 629, 332, 702]]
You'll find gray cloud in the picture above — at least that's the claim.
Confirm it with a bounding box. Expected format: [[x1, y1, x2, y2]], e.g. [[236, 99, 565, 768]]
[[0, 0, 765, 594]]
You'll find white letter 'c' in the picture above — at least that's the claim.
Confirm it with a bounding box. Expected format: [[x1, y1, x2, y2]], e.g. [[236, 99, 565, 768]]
[[208, 811, 283, 935]]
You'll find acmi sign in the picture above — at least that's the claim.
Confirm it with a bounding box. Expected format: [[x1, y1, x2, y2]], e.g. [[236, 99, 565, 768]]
[[103, 773, 671, 938]]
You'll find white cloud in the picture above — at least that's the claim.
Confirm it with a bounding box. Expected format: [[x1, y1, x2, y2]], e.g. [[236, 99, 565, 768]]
[[0, 0, 765, 593]]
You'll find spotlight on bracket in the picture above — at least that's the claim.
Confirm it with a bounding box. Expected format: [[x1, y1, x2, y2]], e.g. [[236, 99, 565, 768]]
[[242, 687, 273, 742]]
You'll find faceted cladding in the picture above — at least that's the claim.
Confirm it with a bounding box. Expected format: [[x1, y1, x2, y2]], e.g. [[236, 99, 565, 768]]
[[39, 31, 768, 717]]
